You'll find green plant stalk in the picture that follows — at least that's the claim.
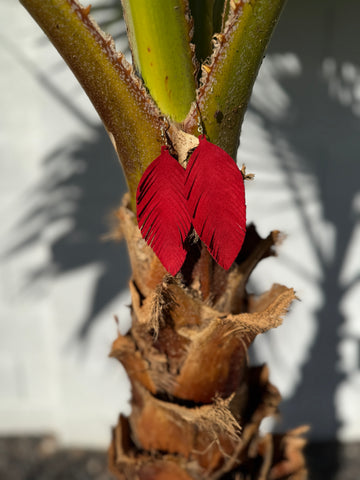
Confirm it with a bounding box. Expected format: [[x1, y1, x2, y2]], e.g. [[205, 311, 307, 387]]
[[121, 0, 196, 122], [185, 0, 287, 159], [20, 0, 166, 208]]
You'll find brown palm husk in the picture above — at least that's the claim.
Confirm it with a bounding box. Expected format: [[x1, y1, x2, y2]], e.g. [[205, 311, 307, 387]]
[[108, 195, 308, 480]]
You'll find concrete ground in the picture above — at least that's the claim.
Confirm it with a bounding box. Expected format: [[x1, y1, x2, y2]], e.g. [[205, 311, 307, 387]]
[[0, 436, 359, 480]]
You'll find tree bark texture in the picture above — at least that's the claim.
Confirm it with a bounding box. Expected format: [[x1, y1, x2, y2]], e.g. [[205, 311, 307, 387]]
[[108, 195, 307, 480]]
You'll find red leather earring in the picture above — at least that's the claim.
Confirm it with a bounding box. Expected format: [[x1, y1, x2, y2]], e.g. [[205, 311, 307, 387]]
[[136, 146, 191, 276]]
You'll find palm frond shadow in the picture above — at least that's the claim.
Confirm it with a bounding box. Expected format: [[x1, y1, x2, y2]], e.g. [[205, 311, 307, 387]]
[[7, 125, 130, 339], [247, 2, 360, 477], [3, 0, 131, 340]]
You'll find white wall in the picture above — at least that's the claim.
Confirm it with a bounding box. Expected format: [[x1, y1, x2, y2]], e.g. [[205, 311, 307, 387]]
[[0, 0, 131, 448], [0, 0, 359, 446], [244, 1, 360, 442]]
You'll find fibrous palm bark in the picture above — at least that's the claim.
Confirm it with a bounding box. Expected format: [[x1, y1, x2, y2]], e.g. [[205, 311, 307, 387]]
[[108, 197, 307, 479]]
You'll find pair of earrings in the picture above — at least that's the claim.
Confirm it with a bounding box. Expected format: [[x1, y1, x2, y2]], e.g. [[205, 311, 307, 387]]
[[136, 135, 246, 276]]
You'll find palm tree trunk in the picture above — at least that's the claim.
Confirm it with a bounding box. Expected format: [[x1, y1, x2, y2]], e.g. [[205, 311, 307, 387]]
[[108, 196, 307, 480]]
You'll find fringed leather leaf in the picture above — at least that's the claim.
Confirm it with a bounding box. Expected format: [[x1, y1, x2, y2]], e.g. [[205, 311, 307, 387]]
[[185, 135, 246, 269], [136, 147, 191, 276]]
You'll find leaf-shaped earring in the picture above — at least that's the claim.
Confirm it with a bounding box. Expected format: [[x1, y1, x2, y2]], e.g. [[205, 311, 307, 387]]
[[184, 135, 246, 269], [136, 146, 191, 276]]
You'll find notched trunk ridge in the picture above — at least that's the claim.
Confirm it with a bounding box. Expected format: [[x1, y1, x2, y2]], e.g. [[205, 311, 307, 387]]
[[108, 194, 307, 480]]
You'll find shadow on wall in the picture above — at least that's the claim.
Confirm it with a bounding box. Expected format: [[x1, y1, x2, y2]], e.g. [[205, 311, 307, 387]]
[[248, 0, 360, 475], [6, 124, 130, 339], [2, 0, 130, 340]]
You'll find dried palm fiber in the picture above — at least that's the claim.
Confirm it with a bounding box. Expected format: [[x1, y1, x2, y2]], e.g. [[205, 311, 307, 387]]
[[109, 195, 308, 480]]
